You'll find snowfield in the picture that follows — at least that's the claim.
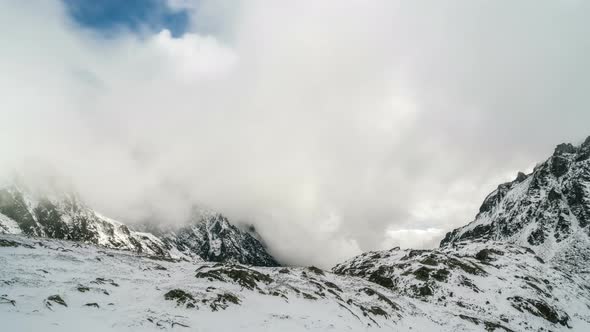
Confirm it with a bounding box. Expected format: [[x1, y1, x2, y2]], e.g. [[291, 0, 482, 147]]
[[0, 234, 429, 332], [2, 234, 589, 331]]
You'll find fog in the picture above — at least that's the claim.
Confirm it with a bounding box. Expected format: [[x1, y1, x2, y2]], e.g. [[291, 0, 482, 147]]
[[1, 0, 590, 267]]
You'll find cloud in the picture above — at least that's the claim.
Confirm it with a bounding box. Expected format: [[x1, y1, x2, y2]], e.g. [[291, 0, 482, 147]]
[[382, 228, 445, 250], [152, 29, 237, 79], [1, 0, 590, 267]]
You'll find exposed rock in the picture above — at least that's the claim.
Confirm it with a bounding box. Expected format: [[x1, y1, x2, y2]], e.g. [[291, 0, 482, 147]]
[[509, 296, 570, 327], [45, 295, 67, 308], [164, 289, 196, 308], [440, 136, 590, 269]]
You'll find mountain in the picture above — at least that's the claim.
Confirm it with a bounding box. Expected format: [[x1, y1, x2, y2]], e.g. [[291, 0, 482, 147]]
[[0, 235, 417, 331], [0, 183, 168, 257], [2, 136, 590, 331], [0, 182, 278, 266], [332, 241, 588, 330], [6, 233, 576, 332], [150, 209, 280, 267], [440, 136, 590, 269], [331, 136, 590, 330]]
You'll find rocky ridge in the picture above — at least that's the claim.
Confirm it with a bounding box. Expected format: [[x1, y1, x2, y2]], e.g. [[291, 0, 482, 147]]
[[0, 183, 278, 266]]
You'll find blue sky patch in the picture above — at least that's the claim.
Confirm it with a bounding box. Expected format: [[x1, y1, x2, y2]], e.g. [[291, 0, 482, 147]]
[[63, 0, 190, 37]]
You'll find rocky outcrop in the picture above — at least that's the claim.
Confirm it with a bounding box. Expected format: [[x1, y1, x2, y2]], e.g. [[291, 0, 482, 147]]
[[440, 136, 590, 267], [0, 184, 279, 266]]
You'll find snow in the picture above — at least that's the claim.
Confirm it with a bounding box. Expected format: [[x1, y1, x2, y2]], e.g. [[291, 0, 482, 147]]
[[0, 213, 21, 234], [3, 138, 590, 331], [2, 234, 589, 331], [334, 241, 590, 331], [0, 235, 413, 331]]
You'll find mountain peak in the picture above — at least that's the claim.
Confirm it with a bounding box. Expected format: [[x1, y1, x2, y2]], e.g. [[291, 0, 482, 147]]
[[0, 182, 279, 266], [440, 135, 590, 267], [515, 171, 528, 182], [156, 211, 279, 267], [553, 142, 577, 155]]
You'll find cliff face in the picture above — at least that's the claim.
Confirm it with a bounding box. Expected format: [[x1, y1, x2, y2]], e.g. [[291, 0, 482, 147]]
[[0, 184, 279, 266], [440, 137, 590, 267]]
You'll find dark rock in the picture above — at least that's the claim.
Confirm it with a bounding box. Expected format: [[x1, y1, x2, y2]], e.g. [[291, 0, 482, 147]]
[[420, 256, 439, 266], [413, 266, 433, 281], [0, 295, 16, 306], [432, 269, 450, 282], [323, 281, 342, 292], [368, 273, 394, 289], [367, 306, 388, 317], [554, 143, 577, 155], [77, 286, 90, 293], [447, 258, 487, 276], [475, 248, 503, 262], [527, 228, 545, 245], [415, 284, 433, 297], [209, 293, 240, 311], [515, 172, 528, 182], [458, 314, 516, 332], [308, 266, 325, 276], [509, 296, 570, 327], [164, 289, 196, 308], [550, 156, 570, 177], [547, 189, 562, 202], [46, 295, 67, 307], [195, 265, 273, 290], [91, 278, 119, 287], [0, 238, 34, 249]]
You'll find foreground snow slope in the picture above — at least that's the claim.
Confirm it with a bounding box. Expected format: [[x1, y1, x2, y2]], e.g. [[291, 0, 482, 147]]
[[333, 240, 590, 331], [2, 234, 589, 331], [0, 234, 436, 332]]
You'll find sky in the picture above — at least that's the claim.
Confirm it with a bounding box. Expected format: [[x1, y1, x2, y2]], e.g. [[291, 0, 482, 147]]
[[1, 0, 590, 267]]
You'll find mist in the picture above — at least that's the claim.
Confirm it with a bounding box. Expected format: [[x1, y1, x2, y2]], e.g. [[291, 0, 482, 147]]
[[1, 0, 590, 267]]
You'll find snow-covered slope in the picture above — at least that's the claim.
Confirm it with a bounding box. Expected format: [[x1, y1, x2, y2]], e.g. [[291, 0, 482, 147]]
[[333, 241, 590, 331], [3, 136, 590, 331], [0, 184, 279, 266], [329, 136, 590, 331], [440, 136, 590, 268], [3, 233, 589, 331], [0, 184, 168, 257], [0, 234, 465, 332]]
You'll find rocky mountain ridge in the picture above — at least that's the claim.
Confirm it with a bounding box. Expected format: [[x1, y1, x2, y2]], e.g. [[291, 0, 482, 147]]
[[440, 136, 590, 270], [2, 136, 590, 331], [0, 183, 278, 266], [328, 135, 590, 330]]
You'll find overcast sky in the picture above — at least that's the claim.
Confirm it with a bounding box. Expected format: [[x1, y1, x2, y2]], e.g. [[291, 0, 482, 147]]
[[1, 0, 589, 267]]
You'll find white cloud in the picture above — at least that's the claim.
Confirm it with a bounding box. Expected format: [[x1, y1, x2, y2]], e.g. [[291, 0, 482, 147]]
[[382, 227, 445, 250], [152, 29, 237, 79], [1, 0, 590, 268]]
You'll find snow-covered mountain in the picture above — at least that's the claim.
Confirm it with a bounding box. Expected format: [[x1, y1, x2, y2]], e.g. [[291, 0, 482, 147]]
[[150, 209, 280, 267], [333, 241, 589, 330], [330, 136, 590, 330], [2, 136, 590, 331], [0, 183, 168, 257], [440, 136, 590, 269], [0, 183, 278, 266]]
